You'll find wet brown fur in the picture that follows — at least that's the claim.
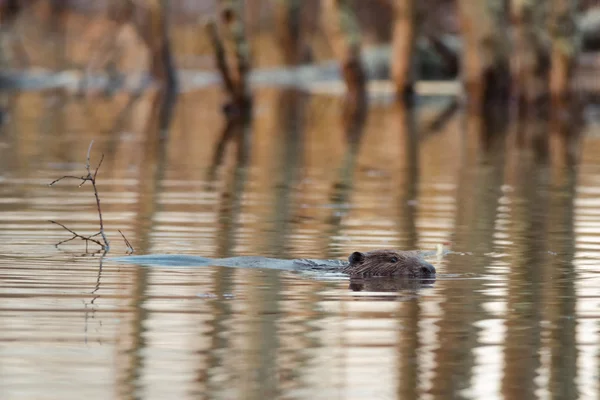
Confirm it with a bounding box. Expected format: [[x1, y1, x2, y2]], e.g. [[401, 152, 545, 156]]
[[342, 249, 436, 278]]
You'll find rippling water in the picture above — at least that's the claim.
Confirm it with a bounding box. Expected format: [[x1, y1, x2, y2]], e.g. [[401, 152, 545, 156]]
[[1, 88, 600, 400]]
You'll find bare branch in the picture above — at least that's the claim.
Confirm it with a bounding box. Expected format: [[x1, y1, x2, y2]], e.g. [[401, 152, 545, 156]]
[[93, 154, 104, 181], [85, 140, 94, 172], [48, 140, 111, 252], [48, 175, 89, 186], [49, 220, 105, 248], [118, 230, 135, 254]]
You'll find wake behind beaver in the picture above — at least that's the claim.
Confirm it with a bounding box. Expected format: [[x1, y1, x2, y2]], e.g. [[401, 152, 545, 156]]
[[110, 248, 445, 279]]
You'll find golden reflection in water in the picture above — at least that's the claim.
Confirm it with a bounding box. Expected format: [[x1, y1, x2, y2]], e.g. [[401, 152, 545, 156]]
[[1, 87, 600, 400]]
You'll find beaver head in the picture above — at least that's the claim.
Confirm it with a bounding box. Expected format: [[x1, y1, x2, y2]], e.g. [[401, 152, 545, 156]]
[[342, 249, 436, 278]]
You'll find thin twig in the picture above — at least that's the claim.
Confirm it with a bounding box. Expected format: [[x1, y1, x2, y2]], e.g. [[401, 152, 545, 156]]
[[85, 140, 93, 171], [91, 250, 107, 303], [49, 175, 89, 186], [118, 230, 135, 254], [91, 153, 108, 247], [49, 220, 105, 248]]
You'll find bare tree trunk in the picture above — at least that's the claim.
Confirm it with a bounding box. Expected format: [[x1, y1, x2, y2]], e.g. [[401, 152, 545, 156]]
[[457, 0, 510, 115], [322, 0, 367, 138], [0, 0, 29, 68], [391, 0, 421, 102], [81, 0, 177, 100], [273, 0, 303, 65], [511, 0, 549, 119], [206, 0, 252, 119], [549, 110, 582, 166], [548, 0, 580, 114], [133, 0, 178, 138], [548, 0, 581, 164], [130, 0, 177, 89]]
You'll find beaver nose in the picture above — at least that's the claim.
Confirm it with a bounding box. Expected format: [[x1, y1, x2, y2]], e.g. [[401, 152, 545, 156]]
[[421, 263, 436, 275]]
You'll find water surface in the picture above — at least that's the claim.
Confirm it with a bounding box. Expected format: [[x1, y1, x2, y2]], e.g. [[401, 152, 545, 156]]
[[1, 88, 600, 400]]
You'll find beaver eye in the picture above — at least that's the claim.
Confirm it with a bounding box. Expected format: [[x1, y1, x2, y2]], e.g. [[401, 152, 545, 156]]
[[390, 257, 399, 263]]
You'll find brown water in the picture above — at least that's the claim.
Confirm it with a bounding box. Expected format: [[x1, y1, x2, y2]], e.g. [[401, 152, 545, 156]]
[[1, 88, 600, 400]]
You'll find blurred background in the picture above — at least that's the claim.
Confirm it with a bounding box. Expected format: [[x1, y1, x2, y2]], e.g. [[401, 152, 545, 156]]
[[0, 1, 600, 399]]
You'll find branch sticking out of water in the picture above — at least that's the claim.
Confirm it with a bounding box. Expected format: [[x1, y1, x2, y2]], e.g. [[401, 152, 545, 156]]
[[118, 229, 135, 254], [47, 220, 106, 250], [48, 140, 134, 254]]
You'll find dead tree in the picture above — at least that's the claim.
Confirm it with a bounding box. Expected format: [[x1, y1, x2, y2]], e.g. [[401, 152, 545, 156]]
[[82, 0, 178, 97], [511, 0, 549, 117], [510, 0, 551, 157], [0, 0, 28, 67], [457, 0, 510, 148], [273, 0, 304, 65], [206, 0, 252, 120], [133, 0, 177, 89], [322, 0, 367, 140], [391, 0, 421, 103], [549, 0, 580, 122]]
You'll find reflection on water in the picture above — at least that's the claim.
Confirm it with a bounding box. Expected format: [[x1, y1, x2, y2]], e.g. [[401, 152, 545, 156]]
[[1, 87, 600, 400]]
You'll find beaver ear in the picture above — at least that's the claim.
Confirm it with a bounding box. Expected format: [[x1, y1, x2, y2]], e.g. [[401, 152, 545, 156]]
[[349, 251, 365, 264]]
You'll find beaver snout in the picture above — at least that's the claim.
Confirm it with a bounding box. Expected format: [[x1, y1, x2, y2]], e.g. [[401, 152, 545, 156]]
[[420, 263, 436, 276]]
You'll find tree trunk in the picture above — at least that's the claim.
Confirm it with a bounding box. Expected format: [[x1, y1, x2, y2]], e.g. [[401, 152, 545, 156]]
[[548, 0, 579, 114], [322, 0, 367, 138], [511, 0, 549, 118], [273, 0, 303, 65], [548, 0, 581, 164], [391, 0, 421, 102], [457, 0, 510, 115], [206, 0, 252, 119]]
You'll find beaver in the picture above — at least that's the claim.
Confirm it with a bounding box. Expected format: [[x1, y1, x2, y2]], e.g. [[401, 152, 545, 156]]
[[342, 249, 436, 278]]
